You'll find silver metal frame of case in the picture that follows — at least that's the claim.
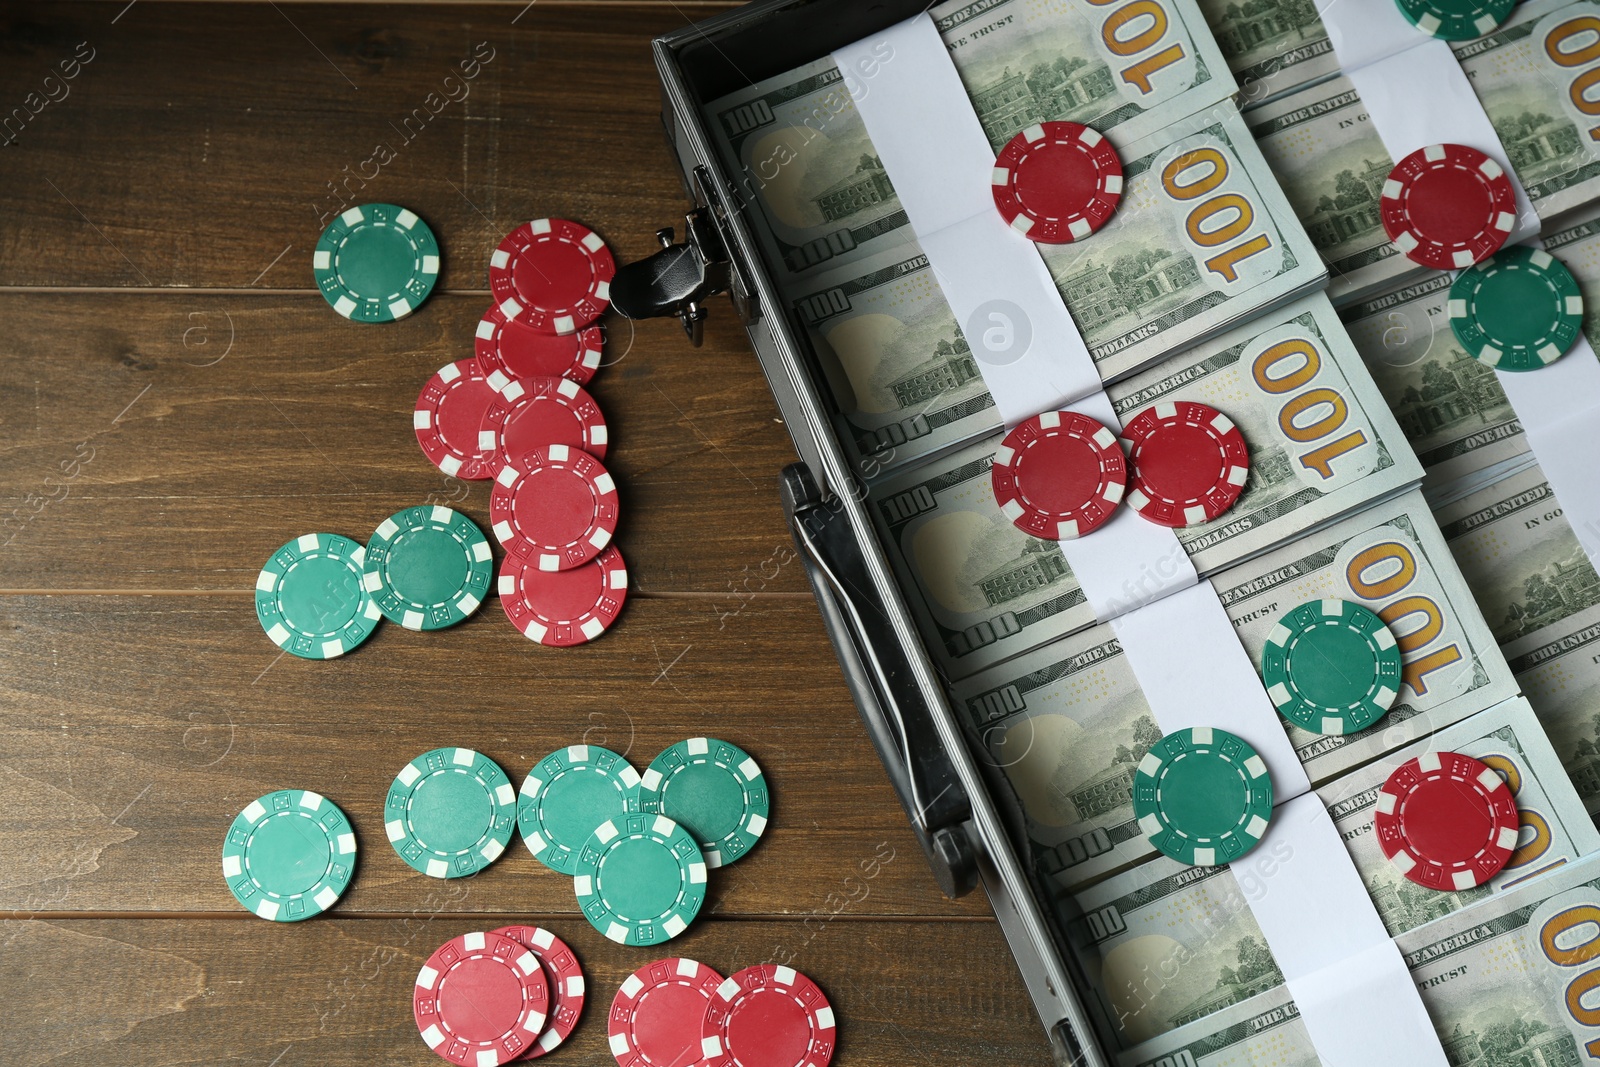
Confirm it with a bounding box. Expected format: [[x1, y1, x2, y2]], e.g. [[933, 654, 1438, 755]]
[[641, 4, 1110, 1063]]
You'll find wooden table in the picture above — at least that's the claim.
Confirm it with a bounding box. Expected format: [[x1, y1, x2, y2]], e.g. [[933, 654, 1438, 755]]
[[0, 4, 1054, 1063]]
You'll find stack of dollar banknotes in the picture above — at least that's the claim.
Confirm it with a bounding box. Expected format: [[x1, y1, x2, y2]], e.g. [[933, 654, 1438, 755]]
[[703, 0, 1600, 1061]]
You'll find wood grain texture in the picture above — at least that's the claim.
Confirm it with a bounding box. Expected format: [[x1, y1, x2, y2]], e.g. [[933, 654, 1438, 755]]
[[0, 593, 987, 917], [0, 918, 1054, 1066], [0, 291, 811, 594], [0, 3, 729, 289], [0, 4, 1061, 1061]]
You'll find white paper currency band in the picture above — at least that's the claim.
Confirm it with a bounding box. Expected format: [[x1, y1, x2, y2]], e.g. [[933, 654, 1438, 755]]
[[1496, 335, 1600, 567], [1111, 581, 1308, 798], [1234, 796, 1448, 1067], [1052, 391, 1200, 615], [834, 17, 1197, 618], [833, 18, 1103, 424], [1321, 1, 1537, 239], [1314, 0, 1426, 69], [1118, 595, 1444, 1064]]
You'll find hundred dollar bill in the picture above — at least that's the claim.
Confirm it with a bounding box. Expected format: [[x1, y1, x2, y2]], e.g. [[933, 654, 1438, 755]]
[[1512, 611, 1600, 822], [1118, 846, 1600, 1067], [1340, 197, 1600, 501], [1246, 75, 1407, 306], [1436, 461, 1600, 817], [1436, 463, 1600, 651], [1340, 272, 1530, 493], [1460, 0, 1600, 224], [1546, 196, 1600, 356], [1246, 0, 1600, 307], [704, 0, 1236, 285], [1210, 488, 1513, 777], [950, 488, 1514, 889], [870, 293, 1421, 676], [1031, 102, 1323, 378], [1117, 988, 1319, 1067], [793, 246, 1001, 478], [1194, 0, 1337, 110], [936, 0, 1236, 152], [1053, 697, 1597, 1051], [1241, 0, 1600, 308], [1200, 0, 1578, 112], [795, 104, 1326, 475]]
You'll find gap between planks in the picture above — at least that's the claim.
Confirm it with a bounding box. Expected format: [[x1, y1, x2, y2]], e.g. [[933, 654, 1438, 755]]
[[1, 911, 995, 923], [0, 589, 816, 599], [0, 286, 493, 296]]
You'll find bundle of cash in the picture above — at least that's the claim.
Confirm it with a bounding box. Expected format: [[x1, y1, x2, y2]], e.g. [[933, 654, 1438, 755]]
[[1193, 0, 1338, 107], [789, 101, 1324, 476], [1337, 197, 1600, 501], [706, 0, 1235, 288], [1341, 270, 1530, 499], [1245, 0, 1600, 305], [1247, 77, 1406, 306], [948, 489, 1513, 889], [870, 294, 1423, 677], [1436, 461, 1600, 818], [706, 3, 1325, 476], [1117, 842, 1600, 1065], [1455, 0, 1600, 223], [1052, 697, 1596, 1051]]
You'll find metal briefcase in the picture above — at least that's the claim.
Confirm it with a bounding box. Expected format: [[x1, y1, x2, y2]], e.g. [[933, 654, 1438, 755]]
[[607, 3, 1109, 1064]]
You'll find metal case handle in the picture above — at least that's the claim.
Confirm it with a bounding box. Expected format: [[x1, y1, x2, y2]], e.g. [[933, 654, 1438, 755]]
[[780, 462, 980, 899]]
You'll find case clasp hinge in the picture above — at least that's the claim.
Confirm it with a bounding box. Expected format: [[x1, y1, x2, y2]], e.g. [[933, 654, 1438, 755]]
[[610, 204, 730, 347]]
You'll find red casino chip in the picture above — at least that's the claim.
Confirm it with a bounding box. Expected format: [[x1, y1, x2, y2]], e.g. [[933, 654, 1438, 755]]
[[414, 359, 500, 480], [489, 444, 619, 571], [489, 218, 615, 335], [990, 410, 1126, 540], [499, 546, 628, 646], [1124, 401, 1249, 528], [1374, 751, 1519, 891], [1381, 143, 1516, 270], [991, 121, 1123, 243], [490, 926, 586, 1059], [607, 957, 724, 1067], [701, 964, 836, 1067], [475, 304, 604, 387], [480, 373, 609, 466], [414, 930, 550, 1067]]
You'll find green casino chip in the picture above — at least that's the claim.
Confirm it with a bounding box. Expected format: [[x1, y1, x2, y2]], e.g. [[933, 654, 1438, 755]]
[[313, 202, 440, 322], [363, 505, 493, 631], [222, 789, 356, 921], [1449, 244, 1584, 372], [1394, 0, 1513, 39], [1262, 598, 1403, 736], [639, 737, 769, 868], [385, 747, 516, 878], [574, 812, 706, 946], [517, 744, 642, 874], [255, 532, 382, 659], [1132, 726, 1273, 867]]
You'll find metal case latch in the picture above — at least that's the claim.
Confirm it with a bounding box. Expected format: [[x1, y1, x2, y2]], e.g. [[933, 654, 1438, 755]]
[[610, 203, 731, 346]]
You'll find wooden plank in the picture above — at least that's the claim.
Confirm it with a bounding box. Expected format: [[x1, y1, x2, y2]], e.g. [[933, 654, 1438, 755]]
[[0, 594, 988, 918], [0, 3, 731, 289], [0, 5, 1069, 1063], [0, 291, 812, 594], [0, 916, 1055, 1065]]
